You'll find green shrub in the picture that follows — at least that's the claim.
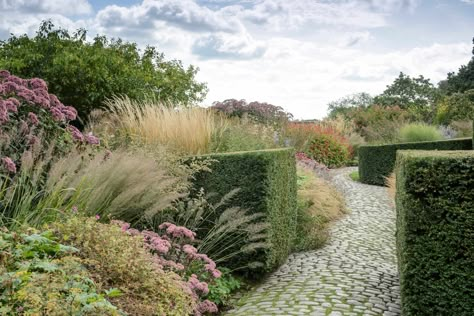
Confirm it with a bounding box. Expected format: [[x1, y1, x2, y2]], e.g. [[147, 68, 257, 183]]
[[0, 21, 207, 123], [395, 150, 474, 316], [52, 216, 195, 316], [305, 133, 351, 168], [358, 138, 473, 185], [190, 148, 297, 275], [0, 228, 122, 315], [397, 123, 444, 143]]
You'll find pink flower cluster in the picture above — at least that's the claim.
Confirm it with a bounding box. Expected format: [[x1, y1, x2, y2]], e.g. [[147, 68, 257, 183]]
[[0, 71, 77, 123], [0, 70, 99, 146], [111, 220, 221, 315]]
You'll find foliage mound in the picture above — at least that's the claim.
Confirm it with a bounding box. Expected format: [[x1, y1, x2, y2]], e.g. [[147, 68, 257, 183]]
[[191, 148, 297, 275], [397, 123, 443, 143], [0, 228, 122, 315], [358, 137, 473, 185], [395, 150, 474, 316], [286, 123, 352, 168], [53, 217, 197, 316]]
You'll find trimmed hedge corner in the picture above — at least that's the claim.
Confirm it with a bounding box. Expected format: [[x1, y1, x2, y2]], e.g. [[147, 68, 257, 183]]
[[191, 148, 297, 275], [359, 137, 472, 185], [395, 150, 474, 316]]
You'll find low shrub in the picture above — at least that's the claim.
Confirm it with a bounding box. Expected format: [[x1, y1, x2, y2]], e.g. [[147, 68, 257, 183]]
[[305, 133, 352, 168], [286, 122, 353, 167], [395, 150, 474, 315], [294, 165, 346, 251], [358, 137, 473, 185], [0, 228, 122, 315], [190, 148, 297, 275], [53, 216, 197, 316], [397, 123, 444, 143]]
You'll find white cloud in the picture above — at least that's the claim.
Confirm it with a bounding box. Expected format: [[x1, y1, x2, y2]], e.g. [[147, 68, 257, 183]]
[[96, 0, 244, 33], [0, 0, 92, 15], [461, 0, 474, 4], [192, 31, 266, 59]]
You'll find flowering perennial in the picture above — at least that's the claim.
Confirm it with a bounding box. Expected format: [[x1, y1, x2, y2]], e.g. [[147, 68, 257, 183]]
[[111, 220, 221, 315], [0, 70, 99, 174]]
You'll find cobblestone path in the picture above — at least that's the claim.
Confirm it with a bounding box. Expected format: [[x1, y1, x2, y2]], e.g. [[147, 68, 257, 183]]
[[226, 167, 400, 316]]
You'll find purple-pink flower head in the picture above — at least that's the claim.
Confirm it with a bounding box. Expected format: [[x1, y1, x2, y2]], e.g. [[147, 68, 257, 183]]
[[0, 103, 9, 124], [28, 112, 39, 126], [50, 106, 65, 122], [6, 75, 25, 86], [95, 214, 100, 220], [67, 125, 84, 142], [28, 78, 48, 91], [0, 70, 10, 79], [61, 105, 77, 121], [1, 157, 16, 173], [48, 94, 62, 108], [85, 132, 100, 145], [5, 98, 19, 112]]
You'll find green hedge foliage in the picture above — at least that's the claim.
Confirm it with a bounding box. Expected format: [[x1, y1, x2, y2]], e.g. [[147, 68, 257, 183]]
[[358, 138, 473, 185], [190, 148, 297, 276], [395, 150, 474, 316]]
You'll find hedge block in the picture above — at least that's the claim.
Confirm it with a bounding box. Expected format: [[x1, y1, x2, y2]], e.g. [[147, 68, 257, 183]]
[[395, 150, 474, 316], [191, 148, 297, 275], [359, 138, 472, 185]]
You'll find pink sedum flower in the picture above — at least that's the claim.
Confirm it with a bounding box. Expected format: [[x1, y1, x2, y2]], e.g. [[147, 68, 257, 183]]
[[196, 299, 218, 315], [67, 125, 84, 142], [95, 215, 100, 220]]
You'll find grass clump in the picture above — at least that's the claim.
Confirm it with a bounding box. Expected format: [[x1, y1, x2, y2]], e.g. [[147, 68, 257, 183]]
[[294, 165, 346, 251], [398, 123, 444, 143], [99, 96, 228, 155]]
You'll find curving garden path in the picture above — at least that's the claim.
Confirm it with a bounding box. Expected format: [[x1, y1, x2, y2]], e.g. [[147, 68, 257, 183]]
[[225, 167, 400, 316]]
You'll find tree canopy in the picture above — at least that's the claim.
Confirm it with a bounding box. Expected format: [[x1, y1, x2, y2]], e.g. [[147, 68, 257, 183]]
[[0, 21, 208, 124]]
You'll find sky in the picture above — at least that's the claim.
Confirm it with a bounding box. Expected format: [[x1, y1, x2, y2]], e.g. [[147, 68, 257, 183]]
[[0, 0, 473, 119]]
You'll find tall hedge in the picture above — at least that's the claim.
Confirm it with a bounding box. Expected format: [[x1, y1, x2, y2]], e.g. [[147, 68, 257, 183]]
[[395, 150, 474, 315], [359, 138, 472, 185], [191, 148, 297, 275]]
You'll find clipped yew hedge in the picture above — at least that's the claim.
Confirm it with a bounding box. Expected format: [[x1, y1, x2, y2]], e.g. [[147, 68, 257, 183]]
[[395, 150, 474, 315], [359, 138, 472, 185], [191, 148, 297, 275]]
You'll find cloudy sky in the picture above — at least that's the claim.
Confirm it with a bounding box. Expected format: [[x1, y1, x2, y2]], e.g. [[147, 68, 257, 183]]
[[1, 0, 473, 118]]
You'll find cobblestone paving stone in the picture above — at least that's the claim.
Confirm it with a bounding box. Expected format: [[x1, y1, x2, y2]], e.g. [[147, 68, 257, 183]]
[[225, 167, 400, 316]]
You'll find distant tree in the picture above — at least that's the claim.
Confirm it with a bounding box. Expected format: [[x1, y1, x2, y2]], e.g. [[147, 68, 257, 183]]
[[211, 99, 293, 127], [435, 89, 474, 125], [443, 37, 474, 94], [0, 21, 208, 125], [373, 72, 440, 122], [326, 92, 373, 119]]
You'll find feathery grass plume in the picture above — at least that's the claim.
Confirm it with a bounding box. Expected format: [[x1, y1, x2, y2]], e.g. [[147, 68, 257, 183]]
[[100, 96, 228, 155], [47, 149, 184, 225], [294, 164, 346, 251], [397, 122, 444, 143], [153, 189, 270, 271], [0, 141, 78, 230]]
